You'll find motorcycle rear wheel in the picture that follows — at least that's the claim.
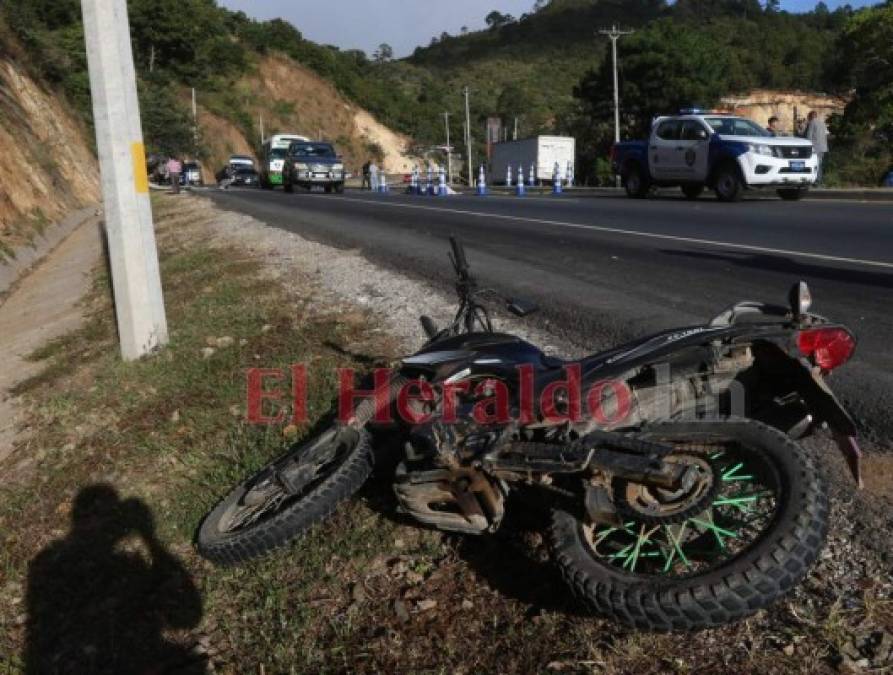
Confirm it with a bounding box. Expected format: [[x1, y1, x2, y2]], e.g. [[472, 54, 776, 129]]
[[197, 425, 373, 565], [550, 419, 828, 631]]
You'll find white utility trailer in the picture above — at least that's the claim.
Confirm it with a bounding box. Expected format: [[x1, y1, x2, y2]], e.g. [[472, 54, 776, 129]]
[[490, 135, 576, 185]]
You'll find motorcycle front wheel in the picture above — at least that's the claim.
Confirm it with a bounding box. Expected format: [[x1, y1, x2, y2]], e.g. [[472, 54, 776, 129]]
[[550, 419, 828, 631], [197, 425, 373, 565]]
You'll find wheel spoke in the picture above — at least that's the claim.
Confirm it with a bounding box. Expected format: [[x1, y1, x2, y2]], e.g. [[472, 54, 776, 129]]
[[585, 441, 778, 578]]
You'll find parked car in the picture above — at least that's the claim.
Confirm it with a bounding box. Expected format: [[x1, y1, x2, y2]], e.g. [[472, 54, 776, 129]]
[[228, 155, 256, 170], [281, 141, 345, 193], [183, 162, 203, 187], [611, 109, 818, 201], [231, 167, 260, 187]]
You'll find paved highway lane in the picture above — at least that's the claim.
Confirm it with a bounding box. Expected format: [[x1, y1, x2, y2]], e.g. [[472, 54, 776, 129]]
[[204, 187, 893, 443]]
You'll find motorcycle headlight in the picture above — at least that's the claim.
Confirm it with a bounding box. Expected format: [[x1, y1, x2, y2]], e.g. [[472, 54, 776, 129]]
[[748, 144, 775, 157]]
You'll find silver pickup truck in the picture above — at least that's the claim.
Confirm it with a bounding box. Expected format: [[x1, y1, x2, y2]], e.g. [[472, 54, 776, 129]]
[[282, 141, 345, 194]]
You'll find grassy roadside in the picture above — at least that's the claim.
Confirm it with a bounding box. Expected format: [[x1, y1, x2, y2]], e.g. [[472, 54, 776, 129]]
[[0, 194, 889, 674]]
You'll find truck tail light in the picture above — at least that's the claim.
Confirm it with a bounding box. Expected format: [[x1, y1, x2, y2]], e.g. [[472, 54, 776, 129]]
[[797, 327, 855, 371]]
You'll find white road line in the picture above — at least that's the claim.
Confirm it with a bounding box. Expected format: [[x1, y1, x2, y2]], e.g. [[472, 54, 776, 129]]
[[318, 194, 893, 271]]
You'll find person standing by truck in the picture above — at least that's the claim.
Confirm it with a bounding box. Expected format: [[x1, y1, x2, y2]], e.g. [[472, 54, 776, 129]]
[[805, 111, 829, 186], [166, 156, 182, 195], [362, 161, 372, 190]]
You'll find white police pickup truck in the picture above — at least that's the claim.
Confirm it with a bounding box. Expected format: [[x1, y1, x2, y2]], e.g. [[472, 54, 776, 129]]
[[611, 110, 818, 201]]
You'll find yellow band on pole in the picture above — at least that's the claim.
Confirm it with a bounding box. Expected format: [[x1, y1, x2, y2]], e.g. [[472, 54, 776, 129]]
[[131, 142, 149, 194]]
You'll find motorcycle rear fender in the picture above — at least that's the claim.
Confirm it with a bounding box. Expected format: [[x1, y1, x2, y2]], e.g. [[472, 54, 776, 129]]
[[751, 340, 861, 486]]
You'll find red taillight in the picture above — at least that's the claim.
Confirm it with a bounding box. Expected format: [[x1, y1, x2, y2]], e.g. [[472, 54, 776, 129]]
[[797, 327, 855, 371]]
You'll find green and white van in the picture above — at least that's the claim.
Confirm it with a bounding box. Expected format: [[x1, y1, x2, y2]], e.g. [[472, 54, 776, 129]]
[[260, 134, 310, 188]]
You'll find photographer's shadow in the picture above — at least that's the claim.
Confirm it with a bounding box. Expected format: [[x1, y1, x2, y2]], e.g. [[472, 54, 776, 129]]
[[25, 484, 204, 675]]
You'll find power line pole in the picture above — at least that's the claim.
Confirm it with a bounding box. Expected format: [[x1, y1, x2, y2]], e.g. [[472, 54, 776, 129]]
[[81, 0, 168, 361], [464, 87, 473, 187], [599, 24, 633, 187], [442, 112, 452, 184], [191, 87, 198, 156]]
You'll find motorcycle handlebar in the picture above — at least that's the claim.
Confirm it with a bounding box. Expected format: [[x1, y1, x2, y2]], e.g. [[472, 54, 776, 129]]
[[449, 237, 469, 276]]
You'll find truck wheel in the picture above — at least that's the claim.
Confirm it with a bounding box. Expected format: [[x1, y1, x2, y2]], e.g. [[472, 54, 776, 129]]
[[624, 165, 650, 199], [324, 185, 333, 194], [335, 183, 345, 194], [777, 188, 806, 201], [713, 165, 743, 202], [284, 180, 294, 193], [682, 184, 703, 200]]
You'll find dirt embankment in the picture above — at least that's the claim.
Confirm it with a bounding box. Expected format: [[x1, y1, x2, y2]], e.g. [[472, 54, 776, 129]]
[[0, 57, 99, 255], [195, 54, 416, 182], [722, 89, 849, 134]]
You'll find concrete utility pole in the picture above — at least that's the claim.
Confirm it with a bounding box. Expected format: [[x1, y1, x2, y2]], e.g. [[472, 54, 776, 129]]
[[81, 0, 168, 360], [599, 25, 633, 186], [464, 87, 473, 187], [442, 112, 452, 184]]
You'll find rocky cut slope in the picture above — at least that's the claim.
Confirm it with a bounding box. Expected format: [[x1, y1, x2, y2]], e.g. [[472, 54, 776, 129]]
[[0, 38, 99, 257], [195, 54, 416, 183]]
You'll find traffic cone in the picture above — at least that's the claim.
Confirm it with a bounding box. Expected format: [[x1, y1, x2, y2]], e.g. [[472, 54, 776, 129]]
[[439, 166, 448, 196], [567, 160, 574, 188], [516, 165, 525, 196], [552, 162, 562, 195], [506, 163, 513, 192], [529, 163, 535, 189], [476, 164, 487, 196]]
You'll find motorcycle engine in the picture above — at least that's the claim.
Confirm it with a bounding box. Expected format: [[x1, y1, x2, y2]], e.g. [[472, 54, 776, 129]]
[[393, 419, 506, 535]]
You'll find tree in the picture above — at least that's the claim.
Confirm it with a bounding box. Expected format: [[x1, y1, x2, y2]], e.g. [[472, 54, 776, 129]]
[[576, 20, 739, 137], [138, 79, 196, 157], [485, 11, 514, 29], [373, 43, 393, 62], [824, 4, 893, 185]]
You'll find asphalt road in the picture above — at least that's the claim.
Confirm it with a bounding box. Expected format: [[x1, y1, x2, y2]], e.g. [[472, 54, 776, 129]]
[[205, 187, 893, 444]]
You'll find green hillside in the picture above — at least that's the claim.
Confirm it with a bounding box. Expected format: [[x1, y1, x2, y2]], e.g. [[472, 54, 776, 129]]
[[393, 0, 890, 185], [2, 0, 889, 185]]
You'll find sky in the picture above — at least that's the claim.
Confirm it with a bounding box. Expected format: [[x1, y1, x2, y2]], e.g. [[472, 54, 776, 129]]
[[218, 1, 875, 58]]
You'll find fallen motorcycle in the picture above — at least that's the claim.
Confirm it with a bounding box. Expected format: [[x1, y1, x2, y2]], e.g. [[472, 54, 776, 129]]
[[198, 238, 860, 631]]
